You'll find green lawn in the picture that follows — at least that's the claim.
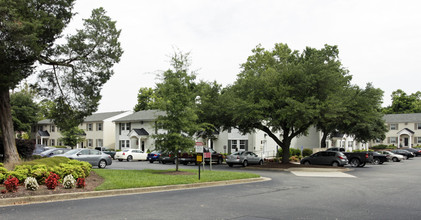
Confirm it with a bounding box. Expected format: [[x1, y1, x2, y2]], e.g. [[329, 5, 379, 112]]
[[93, 169, 260, 191]]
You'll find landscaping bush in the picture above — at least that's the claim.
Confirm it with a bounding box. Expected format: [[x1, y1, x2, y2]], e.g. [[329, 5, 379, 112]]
[[56, 163, 86, 179], [0, 166, 7, 183], [24, 177, 39, 191], [16, 139, 36, 159], [63, 174, 76, 189], [370, 144, 397, 150], [277, 148, 301, 157], [30, 164, 49, 184], [45, 172, 60, 189], [4, 176, 19, 192], [302, 148, 313, 157], [77, 178, 86, 188]]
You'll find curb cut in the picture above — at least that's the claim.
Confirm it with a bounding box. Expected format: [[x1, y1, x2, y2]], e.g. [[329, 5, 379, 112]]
[[0, 177, 270, 207]]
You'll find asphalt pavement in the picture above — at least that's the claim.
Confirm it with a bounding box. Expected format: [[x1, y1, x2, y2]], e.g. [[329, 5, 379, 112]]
[[1, 157, 421, 219]]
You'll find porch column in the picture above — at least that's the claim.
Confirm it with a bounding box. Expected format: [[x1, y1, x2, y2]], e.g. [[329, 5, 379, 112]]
[[138, 137, 141, 150], [397, 135, 401, 148], [409, 134, 413, 148]]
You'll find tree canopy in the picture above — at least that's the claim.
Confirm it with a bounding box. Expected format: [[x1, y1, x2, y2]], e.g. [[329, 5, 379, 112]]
[[0, 0, 123, 163], [383, 89, 421, 114], [152, 52, 200, 171], [219, 43, 351, 163]]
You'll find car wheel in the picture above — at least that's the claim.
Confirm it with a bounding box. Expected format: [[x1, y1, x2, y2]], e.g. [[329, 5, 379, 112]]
[[98, 160, 107, 169], [259, 160, 263, 165], [392, 157, 399, 162], [228, 163, 233, 167], [217, 158, 222, 165], [127, 155, 133, 162], [406, 156, 410, 159], [242, 160, 248, 167], [118, 159, 123, 162], [350, 158, 360, 167], [332, 161, 339, 167], [149, 160, 154, 163], [358, 162, 366, 167], [303, 161, 311, 165], [372, 158, 380, 165], [162, 161, 166, 164]]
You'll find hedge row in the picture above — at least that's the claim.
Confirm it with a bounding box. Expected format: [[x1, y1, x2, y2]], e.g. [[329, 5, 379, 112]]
[[0, 157, 92, 184]]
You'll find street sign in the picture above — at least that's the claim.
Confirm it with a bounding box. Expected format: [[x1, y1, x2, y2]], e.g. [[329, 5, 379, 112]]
[[195, 145, 204, 153], [196, 154, 203, 162], [204, 152, 211, 158]]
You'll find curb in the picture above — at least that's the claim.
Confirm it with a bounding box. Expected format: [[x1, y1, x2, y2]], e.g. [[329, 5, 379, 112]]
[[0, 177, 270, 207]]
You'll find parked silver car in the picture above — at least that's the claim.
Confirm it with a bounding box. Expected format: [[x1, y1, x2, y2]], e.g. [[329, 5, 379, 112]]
[[226, 151, 263, 167], [54, 149, 112, 168], [39, 148, 71, 157]]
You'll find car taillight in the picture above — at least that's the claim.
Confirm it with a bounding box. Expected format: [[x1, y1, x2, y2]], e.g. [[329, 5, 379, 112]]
[[236, 156, 240, 159], [123, 152, 125, 155], [154, 154, 157, 157], [365, 153, 369, 158], [338, 156, 345, 159]]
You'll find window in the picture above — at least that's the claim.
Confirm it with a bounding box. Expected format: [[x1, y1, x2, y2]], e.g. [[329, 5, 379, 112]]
[[417, 137, 421, 144], [348, 141, 353, 147], [50, 125, 55, 132], [126, 140, 130, 148], [390, 137, 397, 144], [390, 124, 398, 130], [239, 140, 246, 150], [417, 123, 421, 130], [97, 123, 103, 131], [51, 139, 55, 146], [96, 139, 103, 147], [231, 140, 237, 150], [88, 139, 93, 147], [119, 140, 125, 148], [87, 123, 93, 131]]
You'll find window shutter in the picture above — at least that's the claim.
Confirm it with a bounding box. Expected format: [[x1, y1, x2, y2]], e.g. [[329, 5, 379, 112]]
[[119, 123, 122, 135], [387, 137, 390, 144], [245, 140, 249, 151], [228, 140, 232, 154]]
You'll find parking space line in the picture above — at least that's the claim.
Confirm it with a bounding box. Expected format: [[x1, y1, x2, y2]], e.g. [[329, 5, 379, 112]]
[[290, 171, 356, 178]]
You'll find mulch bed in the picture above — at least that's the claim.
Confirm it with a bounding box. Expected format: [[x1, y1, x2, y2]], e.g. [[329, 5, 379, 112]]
[[0, 171, 104, 199]]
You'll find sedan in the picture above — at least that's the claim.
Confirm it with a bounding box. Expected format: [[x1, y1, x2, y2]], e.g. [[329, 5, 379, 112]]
[[39, 148, 71, 157], [401, 148, 421, 157], [377, 151, 405, 162], [371, 152, 388, 165], [226, 151, 263, 167], [54, 148, 112, 168], [390, 149, 414, 159], [115, 149, 148, 161], [300, 151, 348, 167], [147, 151, 161, 163]]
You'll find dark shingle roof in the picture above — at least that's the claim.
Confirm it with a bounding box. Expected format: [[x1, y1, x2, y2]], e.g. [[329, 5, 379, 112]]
[[133, 128, 149, 136], [38, 119, 54, 124], [37, 130, 50, 136], [113, 110, 166, 122], [383, 113, 421, 123]]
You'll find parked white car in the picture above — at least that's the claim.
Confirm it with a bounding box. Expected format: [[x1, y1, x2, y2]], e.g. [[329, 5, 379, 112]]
[[115, 149, 148, 161]]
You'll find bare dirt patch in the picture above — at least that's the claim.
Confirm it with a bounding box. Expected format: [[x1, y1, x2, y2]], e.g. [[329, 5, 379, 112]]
[[0, 171, 104, 199]]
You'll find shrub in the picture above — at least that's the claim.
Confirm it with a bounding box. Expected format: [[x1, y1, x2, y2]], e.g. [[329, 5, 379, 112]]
[[0, 173, 5, 184], [67, 160, 91, 177], [45, 172, 60, 190], [289, 156, 301, 162], [63, 174, 76, 189], [24, 177, 39, 191], [6, 170, 28, 183], [302, 148, 313, 157], [4, 176, 19, 192], [77, 178, 86, 188], [16, 139, 36, 159], [370, 144, 397, 150], [0, 163, 4, 167], [30, 164, 49, 185], [277, 148, 301, 157]]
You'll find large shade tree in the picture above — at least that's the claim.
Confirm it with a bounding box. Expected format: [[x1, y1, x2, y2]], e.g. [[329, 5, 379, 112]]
[[220, 43, 351, 163], [0, 0, 123, 163]]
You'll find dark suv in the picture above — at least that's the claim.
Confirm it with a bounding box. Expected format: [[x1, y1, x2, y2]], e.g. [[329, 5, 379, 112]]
[[300, 151, 348, 166]]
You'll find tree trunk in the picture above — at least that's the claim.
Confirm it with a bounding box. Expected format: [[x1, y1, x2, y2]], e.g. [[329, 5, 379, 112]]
[[0, 88, 21, 164], [321, 131, 328, 148]]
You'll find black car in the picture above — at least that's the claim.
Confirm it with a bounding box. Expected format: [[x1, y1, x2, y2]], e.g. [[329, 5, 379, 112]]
[[391, 149, 414, 159], [372, 152, 388, 165], [402, 148, 421, 157]]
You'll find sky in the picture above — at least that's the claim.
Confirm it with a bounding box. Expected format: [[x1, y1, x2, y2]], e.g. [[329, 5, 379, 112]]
[[62, 0, 421, 112]]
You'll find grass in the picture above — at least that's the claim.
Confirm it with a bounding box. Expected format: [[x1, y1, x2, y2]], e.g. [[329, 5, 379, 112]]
[[93, 169, 260, 191]]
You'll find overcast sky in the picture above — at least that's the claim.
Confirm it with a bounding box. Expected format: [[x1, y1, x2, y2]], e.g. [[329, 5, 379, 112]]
[[65, 0, 421, 112]]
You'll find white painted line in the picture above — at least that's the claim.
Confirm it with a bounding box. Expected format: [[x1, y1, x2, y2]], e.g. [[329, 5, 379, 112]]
[[290, 171, 356, 178]]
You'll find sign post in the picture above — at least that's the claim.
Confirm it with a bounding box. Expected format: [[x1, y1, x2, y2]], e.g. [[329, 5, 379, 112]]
[[204, 152, 211, 171], [195, 143, 204, 180]]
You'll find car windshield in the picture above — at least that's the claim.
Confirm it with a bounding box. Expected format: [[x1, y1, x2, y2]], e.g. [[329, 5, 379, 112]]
[[61, 149, 80, 155], [150, 151, 160, 154], [123, 150, 130, 152]]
